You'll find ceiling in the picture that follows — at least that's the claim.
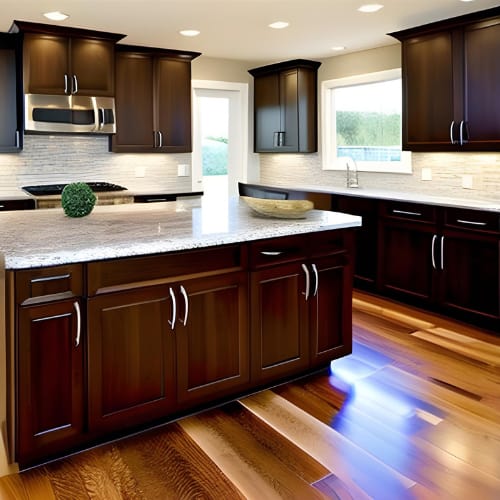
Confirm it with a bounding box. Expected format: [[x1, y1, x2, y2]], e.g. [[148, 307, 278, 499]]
[[1, 0, 499, 64]]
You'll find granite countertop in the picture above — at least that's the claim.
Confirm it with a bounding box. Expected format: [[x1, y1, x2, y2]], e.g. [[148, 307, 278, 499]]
[[0, 197, 361, 270], [273, 184, 500, 212]]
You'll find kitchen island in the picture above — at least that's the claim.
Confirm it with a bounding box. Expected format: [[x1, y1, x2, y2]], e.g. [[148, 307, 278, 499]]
[[0, 197, 360, 471]]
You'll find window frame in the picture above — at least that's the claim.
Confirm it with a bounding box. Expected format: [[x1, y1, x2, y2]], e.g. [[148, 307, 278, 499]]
[[321, 68, 412, 174]]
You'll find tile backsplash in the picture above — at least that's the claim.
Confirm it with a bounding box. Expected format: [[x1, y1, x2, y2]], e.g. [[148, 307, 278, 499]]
[[260, 151, 500, 202], [0, 135, 193, 193]]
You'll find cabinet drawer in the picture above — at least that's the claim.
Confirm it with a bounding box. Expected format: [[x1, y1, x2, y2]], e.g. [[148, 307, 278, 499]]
[[87, 244, 246, 295], [444, 208, 500, 234], [14, 264, 83, 305], [382, 200, 437, 223], [249, 234, 307, 269], [0, 199, 36, 211], [309, 229, 349, 258]]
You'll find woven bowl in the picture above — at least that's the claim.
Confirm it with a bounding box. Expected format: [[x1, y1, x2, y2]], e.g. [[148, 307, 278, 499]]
[[241, 196, 314, 219]]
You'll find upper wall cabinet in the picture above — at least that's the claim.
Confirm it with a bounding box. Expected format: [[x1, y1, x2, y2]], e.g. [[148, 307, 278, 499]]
[[390, 6, 500, 152], [249, 59, 321, 153], [110, 45, 200, 153], [0, 33, 22, 152], [10, 21, 125, 96]]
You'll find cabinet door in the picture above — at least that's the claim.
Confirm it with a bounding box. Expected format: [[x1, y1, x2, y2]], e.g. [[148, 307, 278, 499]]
[[440, 231, 500, 322], [22, 33, 69, 94], [17, 299, 84, 466], [464, 18, 500, 148], [176, 272, 249, 405], [87, 286, 176, 433], [0, 41, 22, 151], [309, 254, 353, 368], [279, 69, 299, 152], [253, 72, 281, 152], [70, 38, 115, 96], [156, 57, 193, 152], [111, 52, 155, 151], [402, 31, 457, 149], [250, 262, 309, 383], [378, 221, 436, 303], [337, 196, 378, 288]]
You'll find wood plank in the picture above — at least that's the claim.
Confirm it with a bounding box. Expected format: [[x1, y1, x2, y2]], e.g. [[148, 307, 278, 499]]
[[241, 390, 415, 499]]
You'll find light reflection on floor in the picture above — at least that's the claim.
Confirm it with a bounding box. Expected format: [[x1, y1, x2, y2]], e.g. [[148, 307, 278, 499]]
[[328, 341, 445, 474]]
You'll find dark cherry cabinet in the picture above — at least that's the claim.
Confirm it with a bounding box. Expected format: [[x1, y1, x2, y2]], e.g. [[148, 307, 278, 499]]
[[175, 271, 249, 406], [111, 45, 200, 153], [249, 59, 321, 153], [335, 195, 378, 290], [249, 231, 353, 383], [250, 261, 310, 383], [8, 233, 354, 468], [86, 246, 249, 434], [11, 264, 84, 467], [0, 33, 22, 152], [87, 286, 177, 434], [11, 21, 124, 96], [390, 7, 500, 151], [309, 251, 353, 368], [378, 201, 500, 329], [439, 209, 500, 325], [378, 201, 439, 304]]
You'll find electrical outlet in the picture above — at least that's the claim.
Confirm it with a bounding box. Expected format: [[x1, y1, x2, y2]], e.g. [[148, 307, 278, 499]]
[[421, 168, 432, 181], [177, 164, 190, 177], [462, 175, 473, 189]]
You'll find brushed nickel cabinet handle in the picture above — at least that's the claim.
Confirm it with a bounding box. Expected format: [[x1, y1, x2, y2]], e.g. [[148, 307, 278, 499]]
[[260, 251, 284, 256], [392, 209, 422, 217], [64, 74, 69, 94], [431, 234, 437, 270], [15, 130, 20, 148], [456, 219, 487, 226], [72, 74, 78, 94], [440, 236, 445, 271], [180, 285, 189, 326], [450, 121, 456, 144], [459, 120, 467, 145], [312, 263, 319, 297], [302, 263, 310, 300], [158, 131, 163, 148], [168, 287, 176, 330], [74, 301, 81, 347]]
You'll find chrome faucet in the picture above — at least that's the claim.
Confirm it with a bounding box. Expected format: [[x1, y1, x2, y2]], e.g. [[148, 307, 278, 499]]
[[345, 157, 359, 188]]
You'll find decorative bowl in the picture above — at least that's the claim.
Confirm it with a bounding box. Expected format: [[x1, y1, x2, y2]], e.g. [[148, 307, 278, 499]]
[[240, 196, 314, 219]]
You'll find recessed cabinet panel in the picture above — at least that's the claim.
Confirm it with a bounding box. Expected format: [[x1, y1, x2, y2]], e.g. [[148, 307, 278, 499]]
[[17, 300, 84, 467], [176, 272, 249, 405], [464, 19, 500, 145], [402, 32, 455, 148], [88, 287, 176, 433], [0, 34, 22, 151]]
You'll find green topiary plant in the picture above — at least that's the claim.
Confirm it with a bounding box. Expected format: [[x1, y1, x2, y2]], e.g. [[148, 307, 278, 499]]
[[61, 182, 97, 217]]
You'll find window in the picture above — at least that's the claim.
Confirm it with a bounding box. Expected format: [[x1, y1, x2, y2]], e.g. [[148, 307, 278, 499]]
[[322, 69, 411, 173]]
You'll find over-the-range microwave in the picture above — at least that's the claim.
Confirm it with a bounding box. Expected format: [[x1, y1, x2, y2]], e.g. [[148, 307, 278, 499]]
[[24, 93, 116, 134]]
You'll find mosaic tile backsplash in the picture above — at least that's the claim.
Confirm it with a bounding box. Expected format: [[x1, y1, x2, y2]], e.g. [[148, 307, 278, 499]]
[[260, 151, 500, 203], [0, 135, 193, 193]]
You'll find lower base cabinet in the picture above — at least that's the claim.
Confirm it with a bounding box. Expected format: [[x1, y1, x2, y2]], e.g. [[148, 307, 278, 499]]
[[87, 286, 177, 434], [17, 299, 84, 466], [9, 232, 354, 468], [250, 230, 354, 383]]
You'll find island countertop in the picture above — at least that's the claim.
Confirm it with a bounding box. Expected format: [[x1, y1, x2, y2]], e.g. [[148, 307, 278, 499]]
[[0, 197, 361, 270]]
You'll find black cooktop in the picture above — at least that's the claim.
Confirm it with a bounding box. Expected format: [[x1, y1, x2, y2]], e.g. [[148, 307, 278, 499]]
[[22, 182, 127, 196]]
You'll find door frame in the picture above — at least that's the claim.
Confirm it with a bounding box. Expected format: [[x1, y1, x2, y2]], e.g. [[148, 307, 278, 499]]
[[192, 80, 249, 197]]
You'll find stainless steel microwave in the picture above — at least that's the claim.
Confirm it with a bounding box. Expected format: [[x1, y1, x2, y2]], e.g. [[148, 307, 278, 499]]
[[24, 94, 116, 134]]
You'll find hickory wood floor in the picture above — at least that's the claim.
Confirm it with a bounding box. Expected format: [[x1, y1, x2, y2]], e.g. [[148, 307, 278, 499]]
[[1, 291, 499, 499]]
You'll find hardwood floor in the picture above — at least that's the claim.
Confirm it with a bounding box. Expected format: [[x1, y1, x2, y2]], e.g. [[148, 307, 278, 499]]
[[1, 291, 499, 499]]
